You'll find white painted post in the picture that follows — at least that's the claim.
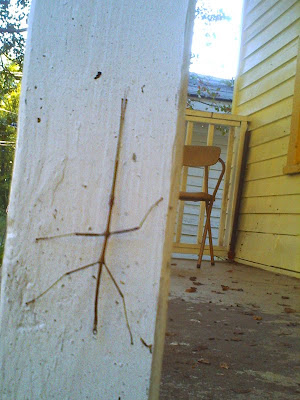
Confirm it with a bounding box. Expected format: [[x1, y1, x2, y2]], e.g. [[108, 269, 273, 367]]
[[0, 1, 195, 399]]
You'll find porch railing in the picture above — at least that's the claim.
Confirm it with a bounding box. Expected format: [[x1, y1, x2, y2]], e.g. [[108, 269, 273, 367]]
[[173, 109, 248, 259]]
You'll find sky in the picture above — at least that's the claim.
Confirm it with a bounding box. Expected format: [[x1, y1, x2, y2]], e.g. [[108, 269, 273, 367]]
[[190, 0, 244, 79]]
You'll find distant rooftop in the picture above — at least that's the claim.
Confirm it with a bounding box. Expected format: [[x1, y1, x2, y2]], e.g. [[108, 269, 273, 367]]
[[188, 73, 234, 102]]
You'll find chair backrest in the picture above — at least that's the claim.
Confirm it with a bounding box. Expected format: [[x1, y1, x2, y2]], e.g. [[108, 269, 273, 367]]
[[182, 145, 221, 167], [181, 145, 225, 198]]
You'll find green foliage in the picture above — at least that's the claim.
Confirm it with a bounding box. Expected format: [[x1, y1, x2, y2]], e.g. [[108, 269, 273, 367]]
[[195, 3, 231, 23], [0, 0, 28, 263], [0, 213, 6, 264], [0, 59, 21, 101], [0, 74, 19, 189], [196, 78, 232, 114], [0, 65, 19, 264], [0, 0, 29, 80], [0, 0, 28, 105], [195, 1, 231, 47]]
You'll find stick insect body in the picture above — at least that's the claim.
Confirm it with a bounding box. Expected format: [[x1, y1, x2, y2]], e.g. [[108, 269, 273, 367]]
[[26, 98, 163, 345]]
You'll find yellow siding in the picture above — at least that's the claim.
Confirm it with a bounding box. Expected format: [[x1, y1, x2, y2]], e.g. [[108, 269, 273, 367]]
[[249, 117, 291, 146], [238, 57, 297, 105], [232, 0, 300, 275], [243, 175, 299, 197], [238, 214, 300, 236], [244, 0, 299, 42], [235, 232, 300, 273], [245, 156, 287, 180], [237, 77, 295, 115], [244, 0, 267, 16], [240, 194, 300, 214], [243, 3, 299, 58], [248, 97, 293, 130], [247, 136, 290, 163], [242, 22, 299, 73], [239, 38, 298, 89]]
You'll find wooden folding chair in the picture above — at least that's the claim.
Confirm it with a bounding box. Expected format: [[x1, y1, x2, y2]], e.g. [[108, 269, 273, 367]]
[[179, 145, 225, 268]]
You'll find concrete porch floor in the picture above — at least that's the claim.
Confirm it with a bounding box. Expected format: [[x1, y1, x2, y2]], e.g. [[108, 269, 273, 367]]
[[160, 260, 300, 400]]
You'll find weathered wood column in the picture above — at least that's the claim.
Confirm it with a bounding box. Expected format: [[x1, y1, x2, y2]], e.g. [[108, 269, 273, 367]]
[[0, 1, 195, 398]]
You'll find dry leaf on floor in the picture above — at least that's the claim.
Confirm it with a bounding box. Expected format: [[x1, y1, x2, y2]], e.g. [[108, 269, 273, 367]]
[[286, 322, 298, 327], [185, 287, 197, 293], [282, 296, 290, 299], [284, 307, 296, 313], [253, 316, 262, 320], [194, 282, 204, 286], [170, 341, 190, 346], [221, 285, 230, 291], [232, 388, 251, 394], [231, 288, 244, 292], [220, 362, 229, 369], [231, 337, 242, 341], [198, 358, 211, 365], [192, 345, 208, 352], [189, 277, 197, 281], [279, 342, 292, 347], [178, 274, 185, 278]]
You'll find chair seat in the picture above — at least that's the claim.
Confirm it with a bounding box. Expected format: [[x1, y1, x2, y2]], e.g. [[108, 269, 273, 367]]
[[179, 191, 213, 202]]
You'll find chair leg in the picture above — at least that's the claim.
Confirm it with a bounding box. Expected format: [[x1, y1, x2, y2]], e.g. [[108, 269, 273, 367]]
[[197, 202, 210, 269], [206, 202, 214, 266]]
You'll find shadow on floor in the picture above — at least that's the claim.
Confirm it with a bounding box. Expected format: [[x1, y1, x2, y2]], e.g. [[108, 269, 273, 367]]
[[160, 260, 300, 400]]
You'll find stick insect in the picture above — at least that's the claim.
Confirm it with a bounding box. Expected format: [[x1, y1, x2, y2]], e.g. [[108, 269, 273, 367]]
[[26, 97, 163, 345]]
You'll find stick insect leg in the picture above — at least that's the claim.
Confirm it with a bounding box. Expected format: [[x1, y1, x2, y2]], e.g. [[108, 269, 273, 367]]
[[26, 261, 99, 305], [36, 197, 163, 242], [110, 197, 163, 236], [36, 231, 106, 242], [93, 261, 103, 335], [103, 262, 133, 345]]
